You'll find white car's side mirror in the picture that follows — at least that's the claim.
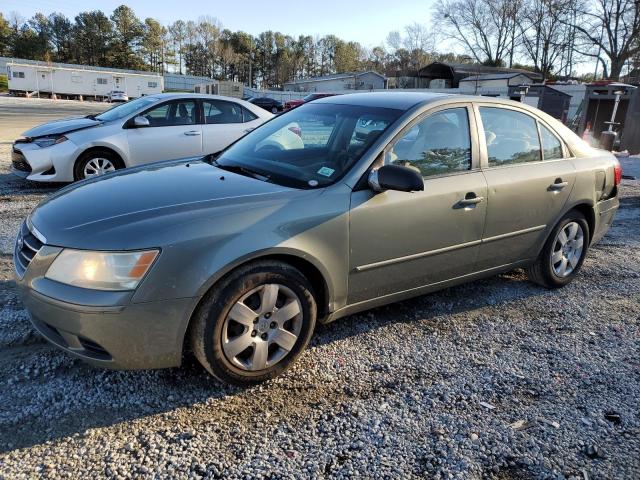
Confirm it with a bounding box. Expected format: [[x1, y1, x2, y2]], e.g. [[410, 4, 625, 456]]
[[133, 116, 150, 128]]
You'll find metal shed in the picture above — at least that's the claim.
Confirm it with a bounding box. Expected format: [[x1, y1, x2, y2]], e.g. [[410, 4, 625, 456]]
[[576, 83, 636, 148], [417, 62, 543, 88], [508, 84, 572, 122]]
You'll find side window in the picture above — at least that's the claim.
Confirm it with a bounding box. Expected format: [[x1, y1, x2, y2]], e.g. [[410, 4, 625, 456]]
[[143, 100, 196, 127], [242, 107, 258, 122], [539, 123, 563, 160], [203, 100, 243, 124], [387, 107, 471, 177], [479, 107, 542, 166]]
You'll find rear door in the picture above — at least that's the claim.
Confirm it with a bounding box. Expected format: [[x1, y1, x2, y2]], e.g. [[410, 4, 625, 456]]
[[201, 99, 260, 154], [126, 99, 202, 166], [348, 104, 488, 304], [474, 104, 576, 269]]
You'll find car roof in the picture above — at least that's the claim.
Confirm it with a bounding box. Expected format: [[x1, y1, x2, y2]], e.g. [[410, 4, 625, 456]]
[[314, 91, 535, 111]]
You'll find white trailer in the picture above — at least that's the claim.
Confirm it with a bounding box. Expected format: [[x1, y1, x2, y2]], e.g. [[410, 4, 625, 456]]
[[7, 62, 163, 100]]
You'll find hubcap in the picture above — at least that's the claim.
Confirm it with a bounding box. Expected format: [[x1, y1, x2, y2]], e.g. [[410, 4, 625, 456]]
[[551, 221, 584, 278], [222, 283, 303, 371], [83, 157, 116, 178]]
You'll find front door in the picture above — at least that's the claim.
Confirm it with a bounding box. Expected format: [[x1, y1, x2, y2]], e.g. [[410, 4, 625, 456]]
[[474, 105, 576, 269], [126, 99, 202, 166], [348, 105, 488, 304]]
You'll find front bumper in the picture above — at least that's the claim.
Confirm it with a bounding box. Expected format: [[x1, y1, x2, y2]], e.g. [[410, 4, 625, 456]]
[[14, 228, 200, 370], [11, 140, 78, 183]]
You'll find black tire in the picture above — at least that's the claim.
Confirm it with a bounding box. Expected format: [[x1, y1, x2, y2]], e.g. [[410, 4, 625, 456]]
[[526, 210, 590, 289], [190, 260, 317, 386], [271, 106, 278, 114], [74, 149, 123, 181]]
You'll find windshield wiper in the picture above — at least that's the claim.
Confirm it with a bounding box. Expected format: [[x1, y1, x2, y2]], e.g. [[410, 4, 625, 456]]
[[211, 160, 270, 182], [85, 114, 100, 121]]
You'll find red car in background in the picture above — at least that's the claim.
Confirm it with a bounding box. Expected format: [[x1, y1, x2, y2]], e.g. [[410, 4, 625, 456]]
[[284, 93, 338, 111]]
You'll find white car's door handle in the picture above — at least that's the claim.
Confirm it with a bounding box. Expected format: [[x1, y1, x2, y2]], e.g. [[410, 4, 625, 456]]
[[184, 130, 201, 136]]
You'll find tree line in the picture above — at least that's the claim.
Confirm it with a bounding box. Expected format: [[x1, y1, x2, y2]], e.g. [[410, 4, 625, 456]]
[[0, 1, 638, 89]]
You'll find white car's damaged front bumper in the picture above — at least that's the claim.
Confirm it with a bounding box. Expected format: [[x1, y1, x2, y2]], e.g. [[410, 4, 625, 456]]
[[11, 139, 78, 183]]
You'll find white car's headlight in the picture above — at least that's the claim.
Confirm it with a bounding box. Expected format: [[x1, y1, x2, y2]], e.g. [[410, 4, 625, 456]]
[[34, 135, 68, 148], [45, 249, 159, 291]]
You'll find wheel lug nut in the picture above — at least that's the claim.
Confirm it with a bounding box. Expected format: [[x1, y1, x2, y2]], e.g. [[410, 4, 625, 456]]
[[253, 318, 258, 324], [264, 312, 271, 319], [251, 330, 257, 337], [270, 322, 276, 329], [261, 333, 268, 340]]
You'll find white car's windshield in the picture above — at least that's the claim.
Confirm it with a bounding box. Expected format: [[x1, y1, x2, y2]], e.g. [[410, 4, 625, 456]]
[[95, 96, 158, 122], [216, 103, 402, 189]]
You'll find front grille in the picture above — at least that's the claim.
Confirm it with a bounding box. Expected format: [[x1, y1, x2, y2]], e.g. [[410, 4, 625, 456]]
[[14, 222, 44, 277], [11, 146, 32, 172]]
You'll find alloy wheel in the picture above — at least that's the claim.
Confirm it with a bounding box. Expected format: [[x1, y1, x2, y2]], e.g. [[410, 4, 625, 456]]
[[83, 157, 116, 178], [551, 221, 584, 278], [222, 283, 303, 371]]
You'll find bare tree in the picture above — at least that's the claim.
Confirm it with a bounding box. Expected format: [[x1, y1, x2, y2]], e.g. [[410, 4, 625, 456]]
[[435, 0, 519, 65], [518, 0, 573, 79], [568, 0, 640, 79]]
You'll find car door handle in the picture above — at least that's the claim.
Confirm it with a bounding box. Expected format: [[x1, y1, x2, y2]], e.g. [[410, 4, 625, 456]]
[[548, 179, 569, 191], [457, 194, 484, 207], [184, 130, 201, 136]]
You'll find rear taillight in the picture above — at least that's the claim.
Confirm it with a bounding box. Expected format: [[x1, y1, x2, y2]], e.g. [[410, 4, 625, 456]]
[[613, 159, 622, 186], [288, 126, 302, 137]]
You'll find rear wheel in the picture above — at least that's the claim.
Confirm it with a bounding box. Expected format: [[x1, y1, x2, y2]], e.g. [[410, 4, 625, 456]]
[[526, 211, 589, 288], [74, 150, 123, 181], [190, 260, 317, 385]]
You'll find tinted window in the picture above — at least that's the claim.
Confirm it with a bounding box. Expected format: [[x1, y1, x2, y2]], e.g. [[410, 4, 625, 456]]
[[142, 100, 196, 126], [203, 100, 243, 124], [480, 107, 542, 166], [387, 107, 471, 177], [243, 107, 258, 122], [217, 103, 402, 189], [539, 123, 563, 160]]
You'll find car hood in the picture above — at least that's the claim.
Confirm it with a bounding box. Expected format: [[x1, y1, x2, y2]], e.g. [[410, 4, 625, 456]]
[[22, 117, 101, 138], [31, 159, 295, 250]]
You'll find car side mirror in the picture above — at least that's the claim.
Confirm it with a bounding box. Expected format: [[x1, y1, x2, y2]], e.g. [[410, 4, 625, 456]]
[[133, 116, 150, 128], [368, 164, 424, 193]]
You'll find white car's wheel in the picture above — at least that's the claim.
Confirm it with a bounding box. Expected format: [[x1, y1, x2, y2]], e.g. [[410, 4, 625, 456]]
[[74, 150, 123, 181]]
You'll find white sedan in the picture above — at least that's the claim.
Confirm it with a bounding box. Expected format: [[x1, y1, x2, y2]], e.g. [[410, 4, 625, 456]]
[[11, 93, 300, 182]]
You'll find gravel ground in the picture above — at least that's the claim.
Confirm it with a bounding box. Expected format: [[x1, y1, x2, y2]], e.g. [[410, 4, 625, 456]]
[[0, 148, 638, 478]]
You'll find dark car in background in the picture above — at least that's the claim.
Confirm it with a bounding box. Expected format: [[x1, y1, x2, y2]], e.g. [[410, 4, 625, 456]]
[[284, 93, 338, 111], [248, 97, 284, 113]]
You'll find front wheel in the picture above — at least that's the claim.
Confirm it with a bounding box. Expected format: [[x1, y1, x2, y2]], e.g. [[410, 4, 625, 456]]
[[74, 150, 122, 181], [526, 211, 590, 288], [190, 261, 317, 385], [271, 106, 278, 113]]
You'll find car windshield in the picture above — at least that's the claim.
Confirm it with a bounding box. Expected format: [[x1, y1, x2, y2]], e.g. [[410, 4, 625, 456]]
[[216, 103, 403, 189], [95, 96, 158, 122], [303, 94, 318, 102]]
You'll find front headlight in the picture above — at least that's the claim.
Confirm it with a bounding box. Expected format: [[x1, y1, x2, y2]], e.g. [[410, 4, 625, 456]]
[[34, 135, 68, 148], [45, 249, 159, 291]]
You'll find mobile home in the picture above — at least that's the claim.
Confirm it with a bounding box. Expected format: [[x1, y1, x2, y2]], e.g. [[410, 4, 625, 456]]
[[7, 62, 163, 100]]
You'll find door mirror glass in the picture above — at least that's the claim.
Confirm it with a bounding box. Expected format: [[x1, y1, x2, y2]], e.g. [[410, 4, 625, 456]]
[[133, 116, 150, 127], [369, 164, 424, 193]]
